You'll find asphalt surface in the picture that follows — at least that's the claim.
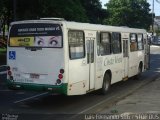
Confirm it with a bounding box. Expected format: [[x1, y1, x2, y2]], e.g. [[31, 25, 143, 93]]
[[0, 45, 160, 120]]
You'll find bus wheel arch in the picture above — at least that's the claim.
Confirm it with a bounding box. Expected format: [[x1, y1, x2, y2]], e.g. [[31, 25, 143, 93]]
[[100, 70, 112, 95]]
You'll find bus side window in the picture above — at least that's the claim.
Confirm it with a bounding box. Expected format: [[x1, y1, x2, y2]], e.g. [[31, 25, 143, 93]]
[[137, 34, 144, 50], [68, 30, 85, 59], [130, 33, 138, 52], [112, 32, 122, 54], [100, 32, 111, 55]]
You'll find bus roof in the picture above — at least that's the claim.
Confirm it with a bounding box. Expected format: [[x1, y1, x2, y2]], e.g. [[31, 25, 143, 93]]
[[10, 19, 146, 33], [64, 21, 146, 33]]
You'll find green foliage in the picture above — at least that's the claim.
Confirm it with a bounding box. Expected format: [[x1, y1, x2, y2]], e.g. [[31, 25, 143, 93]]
[[0, 0, 12, 39], [0, 0, 153, 31], [80, 0, 108, 23], [0, 0, 106, 24], [16, 0, 89, 22], [104, 0, 152, 30], [155, 29, 160, 36]]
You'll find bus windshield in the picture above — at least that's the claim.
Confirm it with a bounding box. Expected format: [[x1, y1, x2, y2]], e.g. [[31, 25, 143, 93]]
[[9, 23, 63, 48]]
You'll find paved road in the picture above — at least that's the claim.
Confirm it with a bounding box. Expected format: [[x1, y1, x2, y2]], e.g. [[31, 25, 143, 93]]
[[0, 45, 160, 120], [101, 77, 160, 114]]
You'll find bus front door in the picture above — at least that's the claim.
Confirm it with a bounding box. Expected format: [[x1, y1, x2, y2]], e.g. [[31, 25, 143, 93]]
[[86, 32, 96, 91]]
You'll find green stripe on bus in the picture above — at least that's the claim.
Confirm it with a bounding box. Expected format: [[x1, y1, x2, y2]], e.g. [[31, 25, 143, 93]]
[[6, 80, 68, 95]]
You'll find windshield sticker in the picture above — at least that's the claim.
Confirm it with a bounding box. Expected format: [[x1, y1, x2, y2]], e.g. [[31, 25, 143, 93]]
[[9, 24, 63, 47], [9, 51, 16, 60], [9, 36, 62, 47], [10, 24, 62, 37], [35, 36, 62, 47], [10, 37, 34, 47]]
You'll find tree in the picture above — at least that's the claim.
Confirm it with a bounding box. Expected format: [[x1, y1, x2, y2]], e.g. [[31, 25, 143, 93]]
[[80, 0, 108, 24], [104, 0, 152, 30], [0, 0, 12, 39], [15, 0, 89, 22], [0, 0, 108, 26], [16, 0, 41, 20]]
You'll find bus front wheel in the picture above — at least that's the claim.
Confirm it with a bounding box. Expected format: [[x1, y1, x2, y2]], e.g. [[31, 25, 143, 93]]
[[135, 64, 143, 80], [101, 73, 111, 95]]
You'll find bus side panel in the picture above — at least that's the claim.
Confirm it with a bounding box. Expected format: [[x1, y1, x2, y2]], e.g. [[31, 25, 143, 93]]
[[102, 54, 123, 84], [68, 59, 88, 95], [95, 56, 103, 90], [129, 51, 144, 77]]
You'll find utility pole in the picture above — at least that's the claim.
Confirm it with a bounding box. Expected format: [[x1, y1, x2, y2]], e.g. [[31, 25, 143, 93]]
[[152, 0, 155, 36], [152, 0, 155, 37]]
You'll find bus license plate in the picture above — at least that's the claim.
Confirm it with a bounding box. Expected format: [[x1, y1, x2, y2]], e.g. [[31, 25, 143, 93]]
[[30, 74, 39, 79]]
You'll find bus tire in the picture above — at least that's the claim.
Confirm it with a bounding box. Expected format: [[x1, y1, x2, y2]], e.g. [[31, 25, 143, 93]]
[[100, 73, 111, 95], [135, 63, 143, 80]]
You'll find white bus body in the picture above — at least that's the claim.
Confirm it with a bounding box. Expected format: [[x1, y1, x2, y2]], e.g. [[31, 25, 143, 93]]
[[7, 19, 149, 95]]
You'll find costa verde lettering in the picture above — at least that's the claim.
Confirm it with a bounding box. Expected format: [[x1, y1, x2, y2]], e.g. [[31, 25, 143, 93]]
[[104, 56, 122, 66]]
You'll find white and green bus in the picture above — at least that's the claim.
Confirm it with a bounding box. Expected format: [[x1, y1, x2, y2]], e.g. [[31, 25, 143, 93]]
[[7, 18, 149, 95]]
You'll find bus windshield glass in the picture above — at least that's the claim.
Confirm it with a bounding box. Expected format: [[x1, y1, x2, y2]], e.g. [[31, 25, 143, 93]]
[[9, 23, 63, 48]]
